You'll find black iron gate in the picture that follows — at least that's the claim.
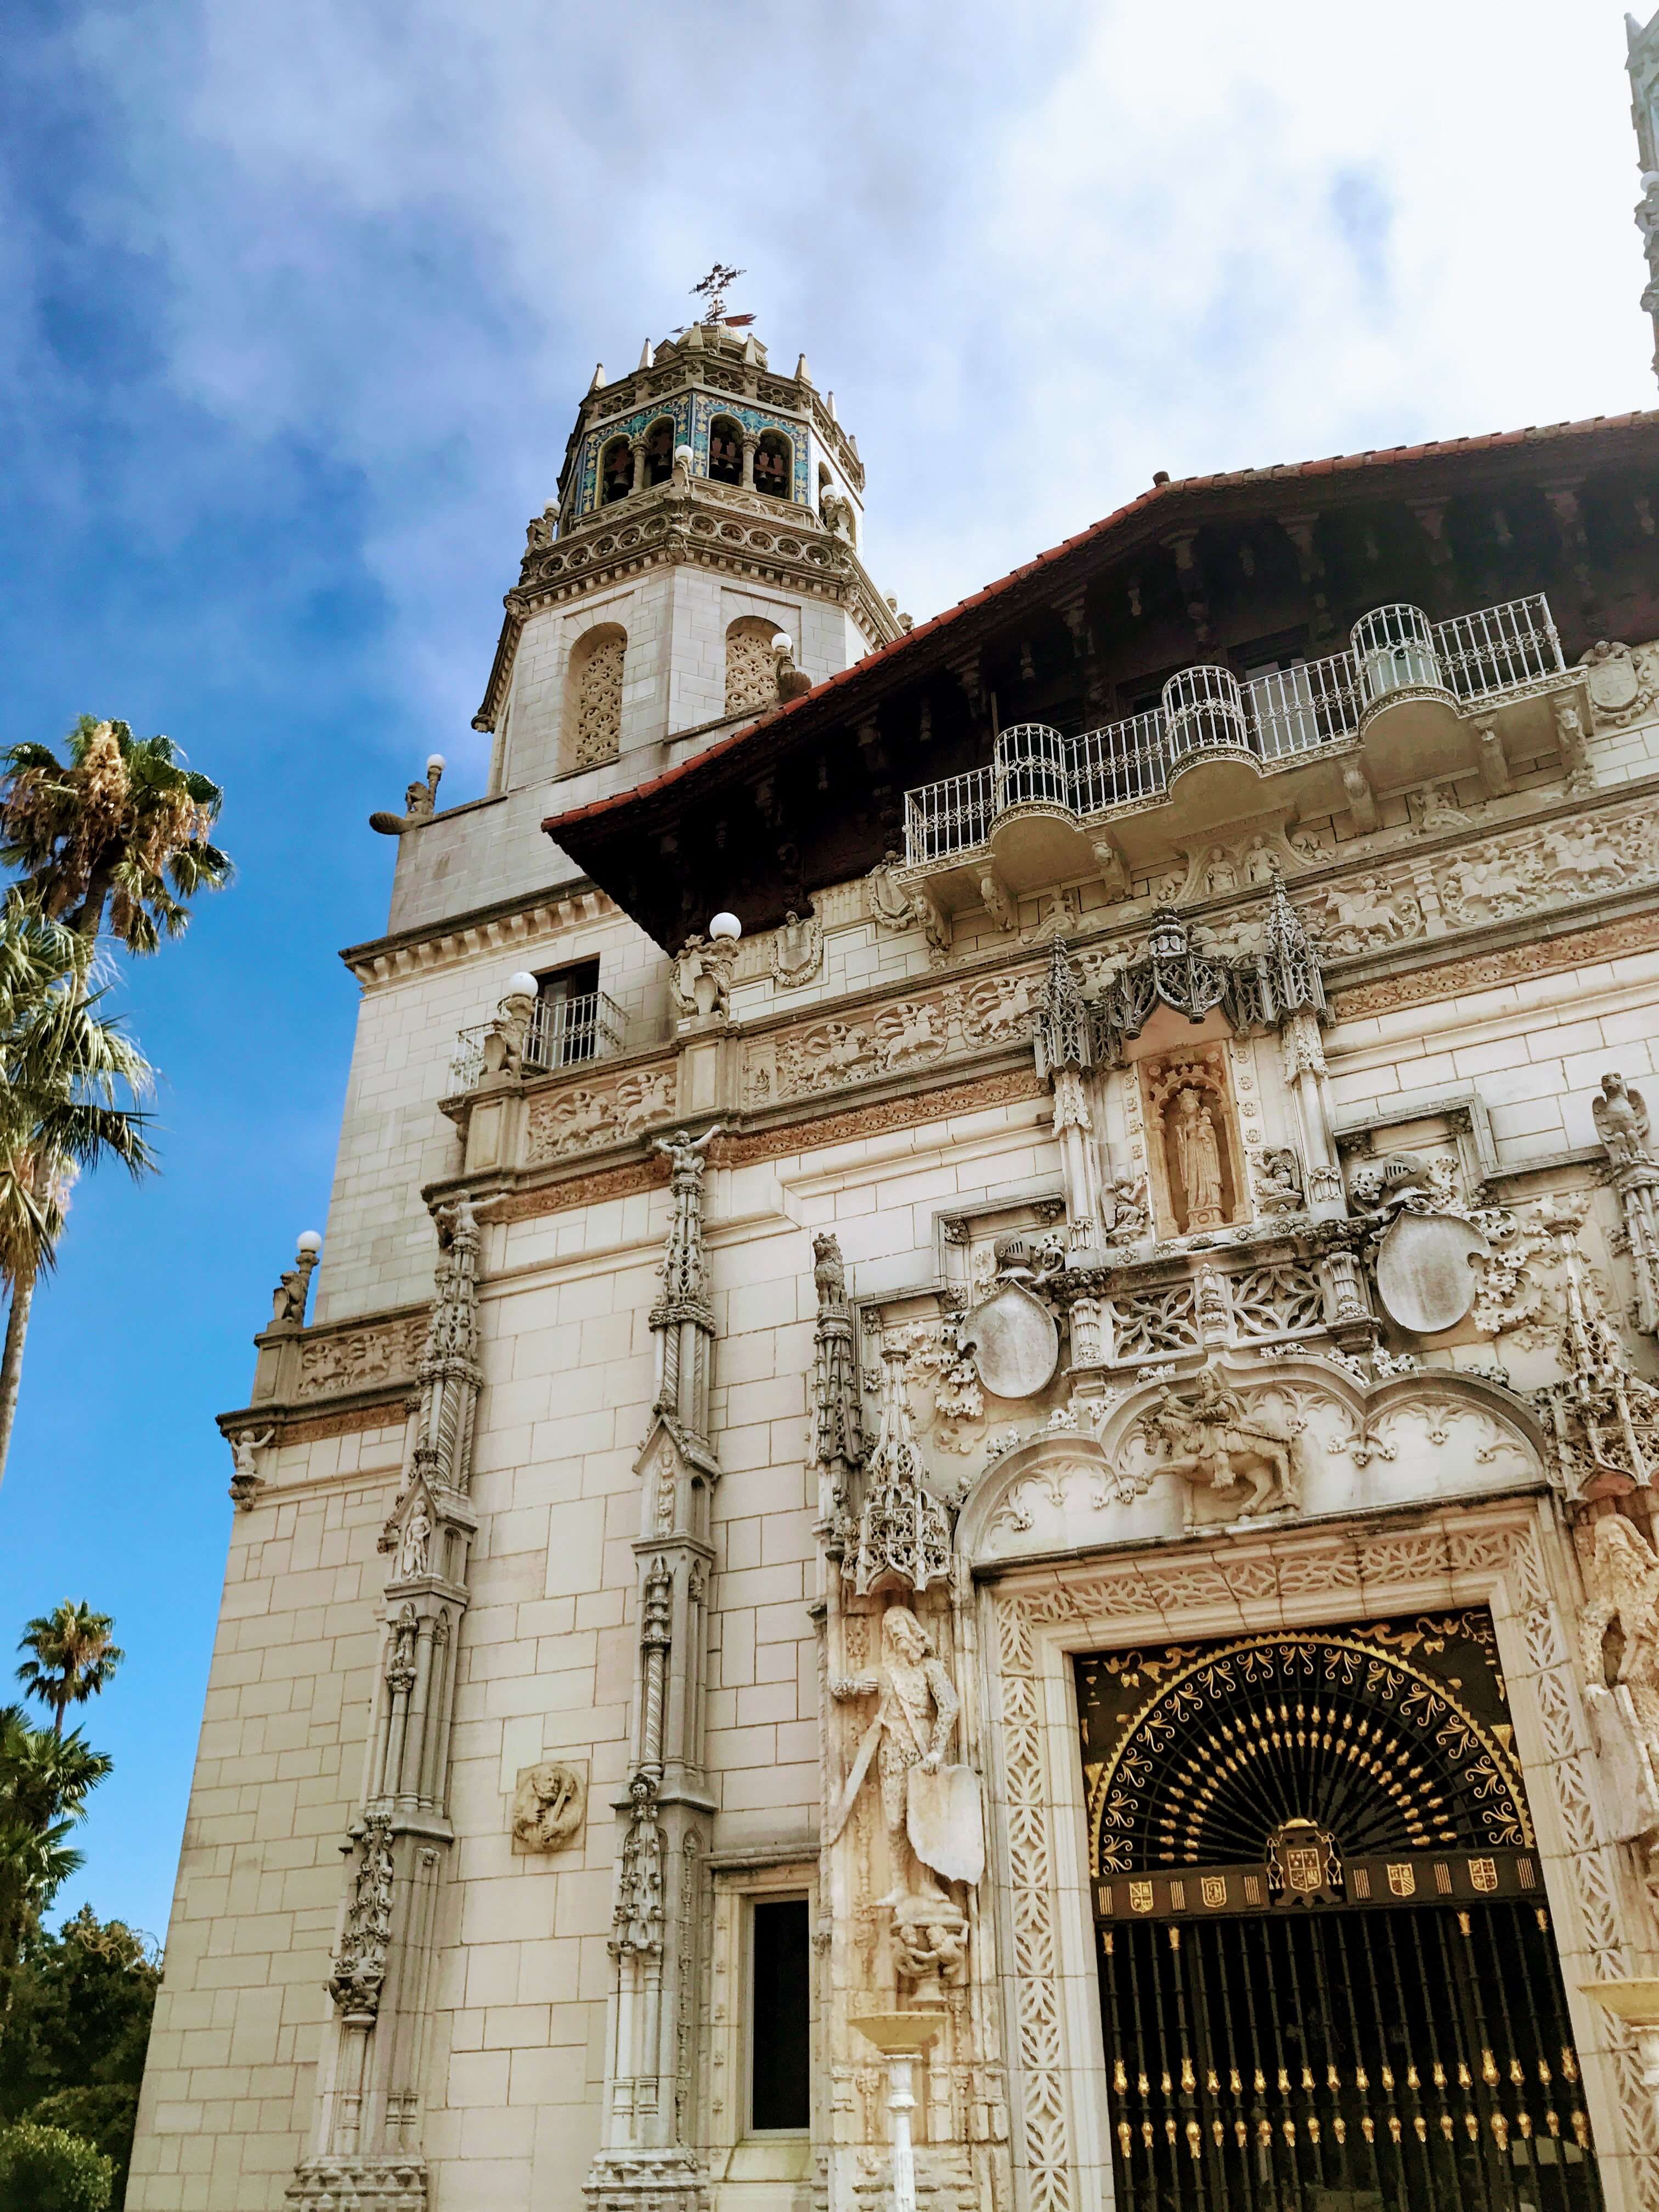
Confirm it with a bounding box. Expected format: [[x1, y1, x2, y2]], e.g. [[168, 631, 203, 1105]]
[[1076, 1616, 1603, 2211]]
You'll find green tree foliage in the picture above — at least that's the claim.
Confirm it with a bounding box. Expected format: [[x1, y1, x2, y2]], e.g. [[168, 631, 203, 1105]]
[[0, 1707, 112, 2016], [0, 2118, 114, 2212], [0, 1909, 159, 2204], [16, 1606, 124, 1737]]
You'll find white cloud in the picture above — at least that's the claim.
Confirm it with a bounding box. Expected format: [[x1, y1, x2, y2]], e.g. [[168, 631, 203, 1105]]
[[55, 0, 1659, 774]]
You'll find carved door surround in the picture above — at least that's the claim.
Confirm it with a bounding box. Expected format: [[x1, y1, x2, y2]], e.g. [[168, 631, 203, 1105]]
[[973, 1499, 1659, 2212]]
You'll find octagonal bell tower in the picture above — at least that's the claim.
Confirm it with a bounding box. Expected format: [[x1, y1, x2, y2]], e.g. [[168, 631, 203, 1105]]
[[472, 311, 904, 800]]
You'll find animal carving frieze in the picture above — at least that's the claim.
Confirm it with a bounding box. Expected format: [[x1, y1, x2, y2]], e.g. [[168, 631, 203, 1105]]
[[295, 1315, 428, 1400], [523, 1065, 675, 1163]]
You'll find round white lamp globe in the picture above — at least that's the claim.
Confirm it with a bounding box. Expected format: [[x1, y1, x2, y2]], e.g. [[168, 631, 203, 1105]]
[[297, 1230, 323, 1256], [674, 444, 694, 467], [709, 912, 742, 943], [506, 972, 539, 998], [426, 753, 447, 776], [771, 631, 793, 654]]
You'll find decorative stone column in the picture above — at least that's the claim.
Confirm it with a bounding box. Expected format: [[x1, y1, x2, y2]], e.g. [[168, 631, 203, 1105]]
[[812, 1271, 1010, 2212], [286, 1198, 484, 2212], [586, 1130, 722, 2212], [1262, 879, 1344, 1217], [739, 433, 758, 491], [1032, 942, 1102, 1249], [1592, 1073, 1659, 1337]]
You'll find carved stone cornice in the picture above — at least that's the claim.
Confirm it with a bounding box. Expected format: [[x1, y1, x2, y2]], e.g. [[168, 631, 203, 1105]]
[[339, 878, 611, 988]]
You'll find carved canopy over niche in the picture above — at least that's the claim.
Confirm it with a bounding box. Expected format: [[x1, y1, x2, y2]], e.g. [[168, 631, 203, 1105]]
[[955, 1356, 1548, 1566], [1140, 1043, 1248, 1238]]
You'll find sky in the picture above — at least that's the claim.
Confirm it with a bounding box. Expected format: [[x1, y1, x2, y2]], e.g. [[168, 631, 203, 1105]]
[[0, 0, 1652, 1944]]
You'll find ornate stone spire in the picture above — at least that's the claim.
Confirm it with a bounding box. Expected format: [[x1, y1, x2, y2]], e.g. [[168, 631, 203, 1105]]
[[811, 1233, 864, 1545], [1629, 9, 1659, 381], [1032, 943, 1103, 1251], [1032, 939, 1092, 1080], [846, 1341, 951, 1597], [289, 1197, 486, 2212], [1260, 872, 1328, 1023], [650, 1127, 718, 1440]]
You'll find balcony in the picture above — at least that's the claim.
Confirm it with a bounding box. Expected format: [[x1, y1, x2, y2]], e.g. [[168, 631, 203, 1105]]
[[902, 594, 1566, 898], [449, 989, 625, 1092]]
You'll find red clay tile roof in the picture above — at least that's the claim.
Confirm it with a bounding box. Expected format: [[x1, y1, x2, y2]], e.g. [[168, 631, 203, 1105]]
[[543, 408, 1659, 839]]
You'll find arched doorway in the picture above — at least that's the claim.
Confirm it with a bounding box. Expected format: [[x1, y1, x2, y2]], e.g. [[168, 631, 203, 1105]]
[[1077, 1613, 1603, 2209]]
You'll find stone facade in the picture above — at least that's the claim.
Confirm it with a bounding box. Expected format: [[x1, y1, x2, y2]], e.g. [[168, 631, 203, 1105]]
[[129, 308, 1659, 2212]]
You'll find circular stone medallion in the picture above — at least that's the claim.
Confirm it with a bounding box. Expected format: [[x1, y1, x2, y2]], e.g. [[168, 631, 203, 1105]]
[[1375, 1211, 1488, 1336]]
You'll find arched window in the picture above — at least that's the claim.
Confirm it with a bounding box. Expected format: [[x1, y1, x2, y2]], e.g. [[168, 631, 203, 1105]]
[[754, 430, 792, 500], [600, 437, 632, 505], [709, 416, 743, 486], [563, 624, 627, 770], [644, 417, 675, 487], [725, 617, 781, 717]]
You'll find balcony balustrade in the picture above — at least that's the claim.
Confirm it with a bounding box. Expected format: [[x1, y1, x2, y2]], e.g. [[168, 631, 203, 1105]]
[[449, 988, 625, 1092], [902, 592, 1565, 878]]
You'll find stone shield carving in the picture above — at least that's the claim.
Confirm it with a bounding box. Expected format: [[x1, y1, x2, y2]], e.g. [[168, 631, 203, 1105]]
[[963, 1279, 1059, 1400], [906, 1764, 985, 1887], [1374, 1211, 1488, 1335]]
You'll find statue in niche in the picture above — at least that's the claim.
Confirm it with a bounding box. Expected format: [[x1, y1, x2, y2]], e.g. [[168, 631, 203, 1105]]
[[397, 1505, 432, 1581], [1142, 1368, 1300, 1523], [1171, 1086, 1226, 1231], [1252, 1146, 1304, 1216], [827, 1606, 981, 1908], [1245, 835, 1280, 885], [1201, 848, 1238, 896]]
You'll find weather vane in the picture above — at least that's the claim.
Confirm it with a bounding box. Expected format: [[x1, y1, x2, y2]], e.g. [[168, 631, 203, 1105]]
[[687, 263, 753, 329]]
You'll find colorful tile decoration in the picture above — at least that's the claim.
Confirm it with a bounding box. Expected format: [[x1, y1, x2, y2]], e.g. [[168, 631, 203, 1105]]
[[574, 386, 812, 516]]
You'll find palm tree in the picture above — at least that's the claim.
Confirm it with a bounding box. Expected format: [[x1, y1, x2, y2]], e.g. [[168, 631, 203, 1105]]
[[0, 718, 226, 1482], [0, 718, 232, 951], [0, 918, 153, 1485], [15, 1608, 123, 1737], [0, 1706, 111, 2015]]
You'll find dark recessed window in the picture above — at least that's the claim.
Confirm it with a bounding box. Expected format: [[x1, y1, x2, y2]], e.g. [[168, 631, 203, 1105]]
[[750, 1897, 810, 2132]]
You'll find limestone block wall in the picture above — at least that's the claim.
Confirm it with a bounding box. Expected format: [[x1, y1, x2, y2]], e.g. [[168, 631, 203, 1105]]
[[126, 1421, 405, 2212], [314, 907, 667, 1326]]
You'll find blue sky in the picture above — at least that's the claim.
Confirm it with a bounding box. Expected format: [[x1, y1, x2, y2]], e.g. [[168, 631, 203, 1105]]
[[0, 0, 1651, 1942]]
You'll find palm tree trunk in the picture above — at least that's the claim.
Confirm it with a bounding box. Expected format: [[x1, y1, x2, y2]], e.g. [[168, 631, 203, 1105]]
[[0, 1269, 36, 1492]]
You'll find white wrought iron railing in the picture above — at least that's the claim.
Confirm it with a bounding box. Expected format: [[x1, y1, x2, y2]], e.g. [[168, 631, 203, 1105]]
[[449, 988, 625, 1091], [902, 591, 1564, 868]]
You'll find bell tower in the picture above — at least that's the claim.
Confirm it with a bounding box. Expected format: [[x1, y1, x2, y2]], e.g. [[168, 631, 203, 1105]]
[[472, 275, 904, 799]]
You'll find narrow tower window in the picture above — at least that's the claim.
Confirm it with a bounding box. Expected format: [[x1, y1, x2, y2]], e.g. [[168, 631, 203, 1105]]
[[644, 418, 675, 486], [754, 430, 791, 500], [600, 437, 632, 505], [709, 416, 743, 486], [749, 1897, 810, 2132]]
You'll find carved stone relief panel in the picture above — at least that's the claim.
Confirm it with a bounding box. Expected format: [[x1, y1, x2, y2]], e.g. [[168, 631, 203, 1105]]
[[523, 1062, 676, 1164]]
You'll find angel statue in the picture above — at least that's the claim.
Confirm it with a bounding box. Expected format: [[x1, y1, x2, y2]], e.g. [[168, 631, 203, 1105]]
[[1594, 1073, 1653, 1171], [228, 1428, 274, 1508]]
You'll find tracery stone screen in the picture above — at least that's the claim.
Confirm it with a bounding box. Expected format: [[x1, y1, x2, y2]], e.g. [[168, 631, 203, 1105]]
[[563, 624, 626, 770], [724, 617, 779, 717]]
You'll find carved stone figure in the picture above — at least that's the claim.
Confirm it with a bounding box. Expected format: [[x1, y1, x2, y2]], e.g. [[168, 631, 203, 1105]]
[[1417, 782, 1471, 834], [1244, 834, 1280, 885], [271, 1246, 319, 1328], [827, 1606, 981, 1906], [669, 933, 734, 1020], [329, 1812, 397, 2018], [1171, 1087, 1226, 1231], [227, 1427, 274, 1509], [1579, 1515, 1659, 1848], [1593, 1073, 1659, 1335], [1319, 874, 1414, 952], [1142, 1368, 1300, 1522], [511, 1760, 586, 1852], [1594, 1072, 1654, 1169], [977, 866, 1015, 932], [1201, 847, 1238, 896], [396, 1506, 432, 1581], [1252, 1146, 1304, 1216], [1554, 695, 1592, 789], [1101, 1169, 1150, 1240], [610, 1773, 666, 1956], [1342, 760, 1378, 831], [1541, 819, 1626, 896]]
